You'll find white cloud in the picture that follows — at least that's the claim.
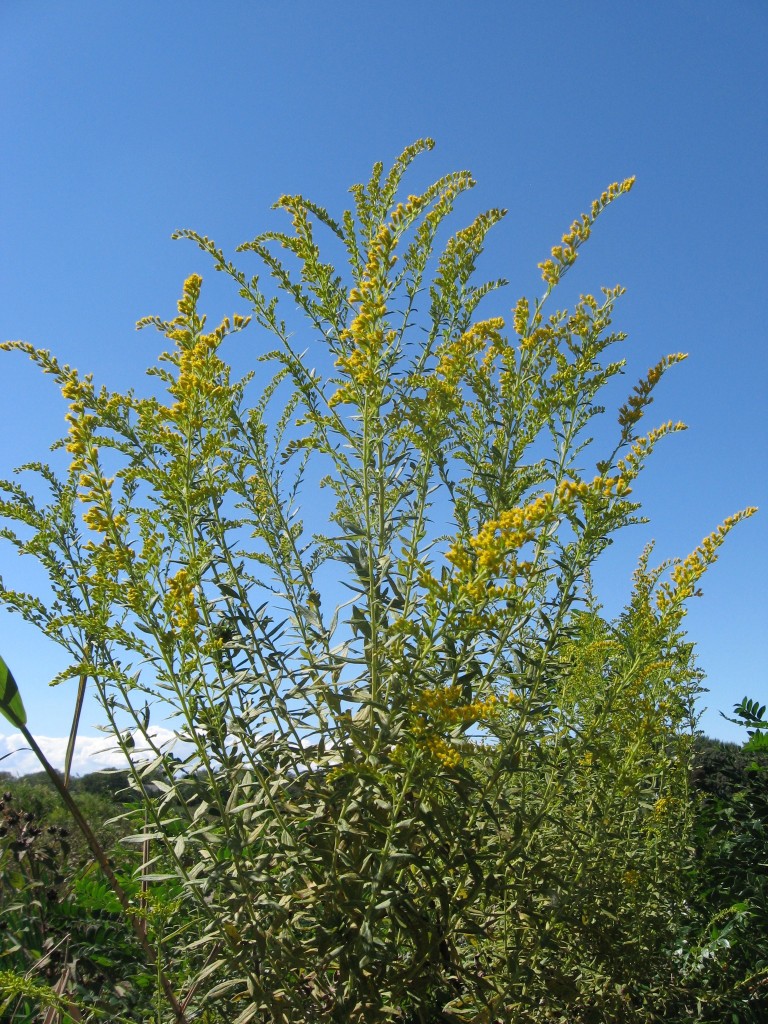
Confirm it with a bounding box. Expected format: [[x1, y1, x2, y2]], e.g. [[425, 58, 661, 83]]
[[0, 727, 182, 777]]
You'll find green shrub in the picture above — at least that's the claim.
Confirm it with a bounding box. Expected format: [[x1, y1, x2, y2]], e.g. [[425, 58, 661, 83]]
[[0, 141, 756, 1023], [674, 728, 768, 1020]]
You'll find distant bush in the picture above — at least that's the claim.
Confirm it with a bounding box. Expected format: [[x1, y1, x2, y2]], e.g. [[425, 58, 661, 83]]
[[0, 769, 135, 859], [670, 733, 768, 1019]]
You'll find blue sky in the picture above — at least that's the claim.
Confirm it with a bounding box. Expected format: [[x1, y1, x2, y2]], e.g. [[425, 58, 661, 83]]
[[0, 0, 765, 766]]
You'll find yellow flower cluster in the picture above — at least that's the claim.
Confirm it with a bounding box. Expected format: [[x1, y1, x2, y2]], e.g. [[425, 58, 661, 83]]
[[652, 796, 678, 819], [616, 421, 687, 484], [390, 194, 428, 228], [656, 508, 758, 614], [177, 272, 202, 318], [166, 568, 199, 633], [75, 454, 132, 562], [544, 213, 592, 278], [618, 354, 688, 432], [590, 179, 637, 215], [513, 297, 529, 337], [245, 474, 273, 520], [64, 409, 98, 470], [557, 475, 632, 503], [275, 195, 312, 246], [406, 319, 507, 428], [539, 178, 635, 286], [410, 684, 497, 769], [412, 683, 497, 725], [330, 226, 397, 407], [445, 475, 636, 618], [466, 494, 557, 574], [60, 374, 92, 403], [332, 342, 382, 395], [138, 275, 246, 429], [623, 869, 641, 889], [65, 385, 126, 472], [168, 347, 230, 427], [82, 506, 112, 534], [436, 318, 505, 382], [519, 323, 557, 355], [632, 659, 673, 688], [420, 733, 461, 769]]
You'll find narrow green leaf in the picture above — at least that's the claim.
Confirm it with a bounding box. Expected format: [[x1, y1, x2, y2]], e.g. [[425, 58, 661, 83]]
[[0, 653, 26, 727]]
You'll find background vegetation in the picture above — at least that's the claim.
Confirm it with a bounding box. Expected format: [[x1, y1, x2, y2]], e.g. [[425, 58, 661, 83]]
[[2, 732, 765, 1022]]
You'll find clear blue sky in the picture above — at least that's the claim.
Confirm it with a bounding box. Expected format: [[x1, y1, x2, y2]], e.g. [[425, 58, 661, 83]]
[[0, 0, 765, 763]]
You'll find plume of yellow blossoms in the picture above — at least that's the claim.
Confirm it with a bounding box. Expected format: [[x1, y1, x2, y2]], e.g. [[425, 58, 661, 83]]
[[448, 476, 631, 583], [656, 508, 757, 615], [435, 318, 505, 401], [330, 223, 398, 407], [616, 420, 687, 483], [618, 354, 688, 433], [161, 275, 246, 428], [538, 178, 635, 287], [165, 568, 199, 634]]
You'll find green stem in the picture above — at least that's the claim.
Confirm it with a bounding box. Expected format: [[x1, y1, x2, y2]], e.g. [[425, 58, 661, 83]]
[[63, 650, 89, 788]]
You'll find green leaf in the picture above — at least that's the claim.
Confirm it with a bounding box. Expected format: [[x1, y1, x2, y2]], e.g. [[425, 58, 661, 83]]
[[0, 653, 26, 727]]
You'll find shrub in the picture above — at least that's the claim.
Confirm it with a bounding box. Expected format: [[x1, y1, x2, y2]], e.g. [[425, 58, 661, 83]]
[[675, 727, 768, 1019], [0, 140, 756, 1023]]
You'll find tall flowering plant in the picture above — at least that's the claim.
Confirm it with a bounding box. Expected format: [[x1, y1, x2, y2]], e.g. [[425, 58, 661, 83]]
[[0, 141, 755, 1023]]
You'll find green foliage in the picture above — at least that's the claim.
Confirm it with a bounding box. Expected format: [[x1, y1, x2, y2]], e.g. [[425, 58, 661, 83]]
[[724, 696, 768, 752], [0, 770, 135, 862], [0, 782, 154, 1023], [0, 141, 758, 1022], [676, 721, 768, 1019], [0, 788, 72, 966]]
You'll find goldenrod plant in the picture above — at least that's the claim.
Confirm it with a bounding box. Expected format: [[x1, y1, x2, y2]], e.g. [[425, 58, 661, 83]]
[[0, 141, 757, 1022]]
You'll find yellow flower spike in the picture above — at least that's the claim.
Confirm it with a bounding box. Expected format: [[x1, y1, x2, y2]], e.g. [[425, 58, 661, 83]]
[[177, 274, 203, 316], [541, 177, 635, 285], [166, 568, 200, 633], [539, 259, 559, 286], [652, 796, 677, 819], [60, 378, 84, 400], [82, 507, 111, 534], [655, 507, 757, 615]]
